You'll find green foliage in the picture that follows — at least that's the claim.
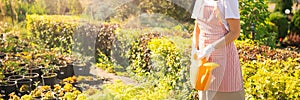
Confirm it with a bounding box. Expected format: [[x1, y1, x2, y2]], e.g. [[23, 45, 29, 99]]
[[96, 51, 115, 73], [108, 28, 193, 99], [0, 0, 46, 22], [0, 21, 12, 33], [26, 15, 79, 52], [236, 40, 300, 100], [290, 9, 300, 35], [274, 0, 293, 14], [268, 12, 289, 39], [242, 58, 300, 99], [239, 0, 276, 47], [126, 32, 160, 73], [88, 80, 171, 100], [147, 38, 181, 88], [26, 15, 119, 55]]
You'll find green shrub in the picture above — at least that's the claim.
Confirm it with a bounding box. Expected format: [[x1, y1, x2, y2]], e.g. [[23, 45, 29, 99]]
[[26, 15, 79, 52], [109, 28, 193, 99], [74, 23, 119, 60], [236, 40, 300, 99], [267, 12, 288, 40], [290, 10, 300, 35], [239, 0, 278, 47], [242, 58, 300, 99], [126, 32, 161, 73], [26, 15, 119, 56]]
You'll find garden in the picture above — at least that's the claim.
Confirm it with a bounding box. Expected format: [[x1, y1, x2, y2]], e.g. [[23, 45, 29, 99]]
[[0, 0, 300, 100]]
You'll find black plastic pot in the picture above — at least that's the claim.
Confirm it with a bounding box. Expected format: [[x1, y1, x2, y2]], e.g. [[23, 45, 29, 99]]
[[17, 78, 32, 90], [41, 73, 57, 87], [67, 64, 74, 76], [0, 52, 5, 59], [56, 64, 74, 79], [3, 71, 15, 78], [24, 73, 38, 90], [8, 75, 23, 82], [16, 90, 30, 97], [73, 63, 91, 76], [27, 67, 44, 81], [24, 73, 39, 83], [0, 81, 17, 99]]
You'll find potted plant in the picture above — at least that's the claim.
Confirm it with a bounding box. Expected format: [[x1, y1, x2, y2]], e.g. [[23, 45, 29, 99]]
[[23, 73, 39, 84], [0, 80, 17, 99], [20, 94, 33, 100], [41, 65, 58, 87], [8, 74, 23, 83], [16, 78, 32, 91], [25, 52, 45, 82], [62, 76, 77, 85], [3, 60, 18, 78], [54, 54, 73, 79], [72, 53, 92, 76], [17, 85, 30, 97], [9, 92, 20, 100], [41, 91, 56, 100], [30, 88, 42, 99]]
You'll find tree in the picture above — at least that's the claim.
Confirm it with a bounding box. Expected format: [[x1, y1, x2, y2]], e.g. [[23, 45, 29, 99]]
[[274, 0, 293, 14]]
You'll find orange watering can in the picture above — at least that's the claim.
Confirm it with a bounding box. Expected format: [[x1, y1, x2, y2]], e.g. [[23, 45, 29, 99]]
[[191, 54, 219, 90]]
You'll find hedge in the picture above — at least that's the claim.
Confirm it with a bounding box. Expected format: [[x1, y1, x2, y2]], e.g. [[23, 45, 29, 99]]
[[26, 15, 119, 59]]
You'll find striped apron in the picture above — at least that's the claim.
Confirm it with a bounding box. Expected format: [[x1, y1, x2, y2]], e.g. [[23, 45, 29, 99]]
[[194, 0, 243, 94]]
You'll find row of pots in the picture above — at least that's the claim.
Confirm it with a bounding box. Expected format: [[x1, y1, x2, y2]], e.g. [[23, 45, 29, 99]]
[[0, 62, 92, 99]]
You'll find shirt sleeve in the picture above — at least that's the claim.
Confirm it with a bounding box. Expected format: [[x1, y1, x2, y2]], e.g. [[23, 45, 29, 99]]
[[224, 0, 240, 19]]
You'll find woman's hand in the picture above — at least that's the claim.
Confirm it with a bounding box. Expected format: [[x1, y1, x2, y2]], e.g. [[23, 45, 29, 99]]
[[196, 44, 214, 60]]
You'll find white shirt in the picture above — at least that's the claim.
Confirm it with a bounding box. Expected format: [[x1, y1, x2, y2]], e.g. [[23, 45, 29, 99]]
[[191, 0, 240, 31]]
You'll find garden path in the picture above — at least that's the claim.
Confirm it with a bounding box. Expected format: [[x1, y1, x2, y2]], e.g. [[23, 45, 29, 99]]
[[89, 66, 138, 86]]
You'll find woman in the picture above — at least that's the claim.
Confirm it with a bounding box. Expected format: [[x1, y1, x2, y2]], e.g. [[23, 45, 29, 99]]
[[190, 0, 245, 99]]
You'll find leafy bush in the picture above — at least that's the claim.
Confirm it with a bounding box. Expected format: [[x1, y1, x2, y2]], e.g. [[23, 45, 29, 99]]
[[74, 23, 119, 60], [268, 12, 289, 40], [27, 15, 119, 56], [237, 40, 300, 100], [239, 0, 278, 47], [96, 51, 115, 73], [242, 58, 300, 99], [106, 28, 194, 99], [290, 9, 300, 35], [26, 15, 79, 52], [126, 32, 161, 73]]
